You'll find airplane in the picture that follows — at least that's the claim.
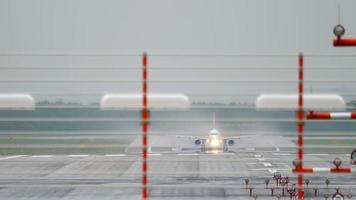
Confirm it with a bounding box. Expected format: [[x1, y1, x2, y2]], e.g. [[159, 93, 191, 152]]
[[177, 113, 249, 153]]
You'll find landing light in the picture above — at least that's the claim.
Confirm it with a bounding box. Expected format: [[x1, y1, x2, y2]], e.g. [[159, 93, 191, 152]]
[[210, 138, 220, 147]]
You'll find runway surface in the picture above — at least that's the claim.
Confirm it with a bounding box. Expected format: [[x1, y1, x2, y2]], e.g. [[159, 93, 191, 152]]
[[0, 136, 354, 199]]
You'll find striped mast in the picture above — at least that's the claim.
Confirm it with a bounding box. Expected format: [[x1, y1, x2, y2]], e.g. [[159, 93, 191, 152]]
[[307, 112, 356, 119], [142, 52, 149, 200], [297, 52, 305, 199]]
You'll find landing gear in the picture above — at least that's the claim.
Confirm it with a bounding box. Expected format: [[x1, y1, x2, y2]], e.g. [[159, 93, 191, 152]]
[[223, 139, 234, 152], [223, 140, 229, 152], [201, 139, 206, 153], [195, 139, 206, 153], [332, 188, 344, 200]]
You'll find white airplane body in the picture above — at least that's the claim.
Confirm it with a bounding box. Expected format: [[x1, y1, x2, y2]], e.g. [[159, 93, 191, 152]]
[[177, 113, 248, 152]]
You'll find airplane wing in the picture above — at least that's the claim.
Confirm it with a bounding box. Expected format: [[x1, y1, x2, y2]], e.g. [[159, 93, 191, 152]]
[[175, 135, 203, 140], [224, 136, 249, 140]]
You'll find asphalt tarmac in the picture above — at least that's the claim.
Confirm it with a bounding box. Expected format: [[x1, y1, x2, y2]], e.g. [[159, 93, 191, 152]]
[[0, 135, 354, 200]]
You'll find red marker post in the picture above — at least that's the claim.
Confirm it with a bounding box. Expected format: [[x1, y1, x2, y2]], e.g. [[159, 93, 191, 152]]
[[307, 112, 356, 119], [293, 167, 352, 173], [334, 38, 356, 47], [142, 52, 149, 200], [297, 53, 305, 200]]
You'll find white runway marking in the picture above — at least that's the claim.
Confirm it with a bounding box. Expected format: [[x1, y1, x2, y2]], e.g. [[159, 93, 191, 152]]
[[148, 154, 161, 156], [220, 153, 235, 155], [31, 155, 53, 158], [263, 162, 272, 167], [104, 154, 127, 157], [245, 148, 255, 151], [274, 162, 289, 165], [313, 168, 330, 172], [0, 155, 25, 160], [254, 154, 262, 158], [247, 162, 257, 165], [257, 158, 266, 161], [178, 153, 199, 156], [68, 155, 89, 158], [306, 154, 330, 156], [273, 153, 292, 156], [210, 152, 236, 156], [251, 168, 288, 173]]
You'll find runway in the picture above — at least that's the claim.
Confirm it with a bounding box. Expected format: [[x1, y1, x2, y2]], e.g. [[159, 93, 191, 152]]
[[0, 150, 354, 199]]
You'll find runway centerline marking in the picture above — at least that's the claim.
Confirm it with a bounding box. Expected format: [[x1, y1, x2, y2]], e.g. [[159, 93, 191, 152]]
[[104, 154, 127, 157], [68, 155, 89, 158], [220, 153, 235, 155], [247, 162, 257, 165], [257, 158, 266, 161], [251, 168, 289, 172], [148, 154, 161, 156], [178, 153, 199, 156], [254, 154, 262, 158], [31, 155, 53, 158], [306, 153, 330, 156], [0, 155, 25, 160], [273, 153, 292, 156], [263, 162, 272, 167]]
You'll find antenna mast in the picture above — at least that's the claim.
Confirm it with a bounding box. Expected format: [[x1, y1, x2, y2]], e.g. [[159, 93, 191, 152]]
[[338, 3, 341, 24]]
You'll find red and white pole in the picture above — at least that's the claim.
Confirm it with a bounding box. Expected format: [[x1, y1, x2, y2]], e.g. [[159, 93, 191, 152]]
[[293, 167, 353, 173], [307, 112, 356, 119], [142, 52, 149, 200], [334, 38, 356, 46], [297, 53, 305, 200]]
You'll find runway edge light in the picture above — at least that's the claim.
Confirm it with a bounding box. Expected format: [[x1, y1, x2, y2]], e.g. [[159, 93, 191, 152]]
[[100, 93, 190, 110], [0, 93, 35, 110], [255, 94, 345, 111]]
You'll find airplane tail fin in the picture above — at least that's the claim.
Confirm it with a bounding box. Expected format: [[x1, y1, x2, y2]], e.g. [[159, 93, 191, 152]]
[[213, 112, 215, 129]]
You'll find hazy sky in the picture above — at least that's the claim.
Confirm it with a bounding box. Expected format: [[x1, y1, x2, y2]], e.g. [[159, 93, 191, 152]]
[[0, 0, 356, 103]]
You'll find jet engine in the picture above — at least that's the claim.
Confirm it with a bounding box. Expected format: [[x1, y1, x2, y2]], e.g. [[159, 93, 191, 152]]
[[351, 149, 356, 164], [195, 139, 202, 146], [332, 193, 344, 200], [228, 140, 234, 146]]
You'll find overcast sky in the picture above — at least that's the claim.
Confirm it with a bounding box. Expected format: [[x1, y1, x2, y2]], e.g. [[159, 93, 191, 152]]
[[0, 0, 356, 103]]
